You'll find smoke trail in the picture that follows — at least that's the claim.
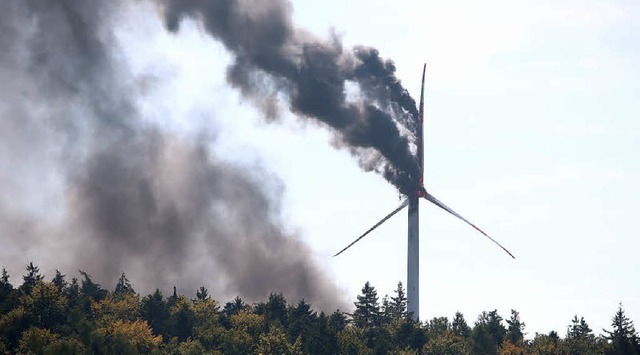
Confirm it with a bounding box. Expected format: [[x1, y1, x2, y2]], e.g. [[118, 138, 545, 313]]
[[0, 0, 345, 310], [157, 0, 420, 195]]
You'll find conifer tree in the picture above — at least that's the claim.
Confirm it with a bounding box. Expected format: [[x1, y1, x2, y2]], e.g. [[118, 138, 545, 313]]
[[261, 293, 288, 328], [352, 281, 380, 328], [472, 310, 505, 354], [167, 286, 178, 307], [380, 295, 391, 325], [568, 315, 594, 340], [51, 270, 67, 292], [113, 272, 134, 298], [21, 262, 43, 294], [0, 267, 14, 315], [79, 270, 107, 301], [389, 281, 407, 320], [141, 289, 169, 339], [329, 310, 348, 333], [195, 286, 210, 302], [288, 299, 315, 348], [452, 311, 471, 338], [505, 309, 525, 345], [604, 303, 640, 355]]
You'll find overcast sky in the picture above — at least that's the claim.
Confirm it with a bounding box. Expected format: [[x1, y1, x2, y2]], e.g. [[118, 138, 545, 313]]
[[3, 0, 640, 337]]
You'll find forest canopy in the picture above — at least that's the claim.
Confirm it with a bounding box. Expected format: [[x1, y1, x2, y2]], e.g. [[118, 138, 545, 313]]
[[0, 263, 638, 354]]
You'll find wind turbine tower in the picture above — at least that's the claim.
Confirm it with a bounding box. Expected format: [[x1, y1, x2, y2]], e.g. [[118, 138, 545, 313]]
[[334, 64, 515, 321], [406, 64, 426, 320]]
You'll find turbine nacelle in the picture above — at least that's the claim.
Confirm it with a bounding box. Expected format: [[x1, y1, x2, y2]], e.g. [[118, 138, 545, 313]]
[[417, 185, 427, 198]]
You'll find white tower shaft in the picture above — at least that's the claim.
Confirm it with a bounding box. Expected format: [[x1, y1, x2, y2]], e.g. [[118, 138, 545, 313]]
[[408, 64, 426, 321], [407, 195, 420, 320]]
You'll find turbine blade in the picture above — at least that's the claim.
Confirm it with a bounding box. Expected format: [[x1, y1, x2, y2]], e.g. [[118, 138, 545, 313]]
[[423, 193, 515, 259], [333, 199, 409, 257]]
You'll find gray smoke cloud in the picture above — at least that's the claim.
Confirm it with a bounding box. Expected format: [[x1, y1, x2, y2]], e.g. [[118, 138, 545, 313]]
[[0, 0, 347, 310], [157, 0, 420, 195]]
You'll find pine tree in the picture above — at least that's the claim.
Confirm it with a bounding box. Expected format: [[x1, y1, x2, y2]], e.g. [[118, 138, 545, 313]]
[[565, 315, 601, 354], [389, 281, 408, 320], [426, 317, 450, 339], [604, 303, 640, 355], [0, 267, 15, 315], [329, 310, 348, 333], [288, 299, 315, 348], [472, 310, 506, 354], [261, 293, 288, 328], [221, 296, 246, 328], [452, 311, 471, 338], [380, 295, 391, 325], [486, 310, 507, 346], [568, 315, 593, 340], [352, 281, 380, 328], [1, 268, 12, 297], [224, 296, 246, 316], [21, 262, 43, 294], [167, 286, 178, 307], [505, 309, 525, 345], [113, 272, 134, 298], [79, 270, 107, 301], [51, 270, 67, 292], [195, 286, 210, 302], [141, 289, 169, 339]]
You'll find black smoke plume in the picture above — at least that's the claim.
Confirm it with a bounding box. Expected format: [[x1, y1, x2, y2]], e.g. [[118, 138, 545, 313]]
[[0, 0, 347, 310], [158, 0, 420, 194]]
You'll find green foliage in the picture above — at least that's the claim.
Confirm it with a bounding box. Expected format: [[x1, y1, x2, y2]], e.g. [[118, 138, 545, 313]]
[[564, 315, 602, 354], [168, 295, 196, 342], [0, 306, 28, 349], [21, 262, 44, 295], [0, 266, 639, 355], [79, 271, 107, 302], [93, 319, 162, 353], [423, 330, 471, 355], [114, 272, 135, 299], [51, 270, 67, 292], [191, 297, 224, 350], [287, 299, 316, 352], [20, 281, 68, 330], [222, 310, 265, 354], [452, 311, 471, 338], [353, 281, 380, 328], [389, 282, 408, 320], [257, 324, 303, 355], [505, 309, 525, 345], [17, 326, 58, 354], [141, 289, 170, 339], [259, 292, 289, 328], [604, 303, 640, 355], [528, 332, 562, 355], [338, 326, 372, 355], [426, 316, 450, 339], [0, 268, 15, 316], [45, 336, 87, 354], [195, 286, 210, 302], [473, 309, 507, 354], [165, 338, 206, 354]]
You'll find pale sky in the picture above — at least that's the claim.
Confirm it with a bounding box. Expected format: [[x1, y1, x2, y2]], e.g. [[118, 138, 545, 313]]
[[5, 0, 640, 337], [123, 0, 640, 336]]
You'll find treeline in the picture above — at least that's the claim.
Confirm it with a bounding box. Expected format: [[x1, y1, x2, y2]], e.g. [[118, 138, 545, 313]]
[[1, 263, 639, 354]]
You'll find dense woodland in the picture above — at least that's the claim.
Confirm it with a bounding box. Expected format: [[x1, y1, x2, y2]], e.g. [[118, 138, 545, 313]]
[[0, 263, 638, 354]]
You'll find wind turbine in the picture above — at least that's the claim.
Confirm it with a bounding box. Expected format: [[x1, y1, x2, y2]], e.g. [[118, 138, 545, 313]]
[[334, 64, 514, 321]]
